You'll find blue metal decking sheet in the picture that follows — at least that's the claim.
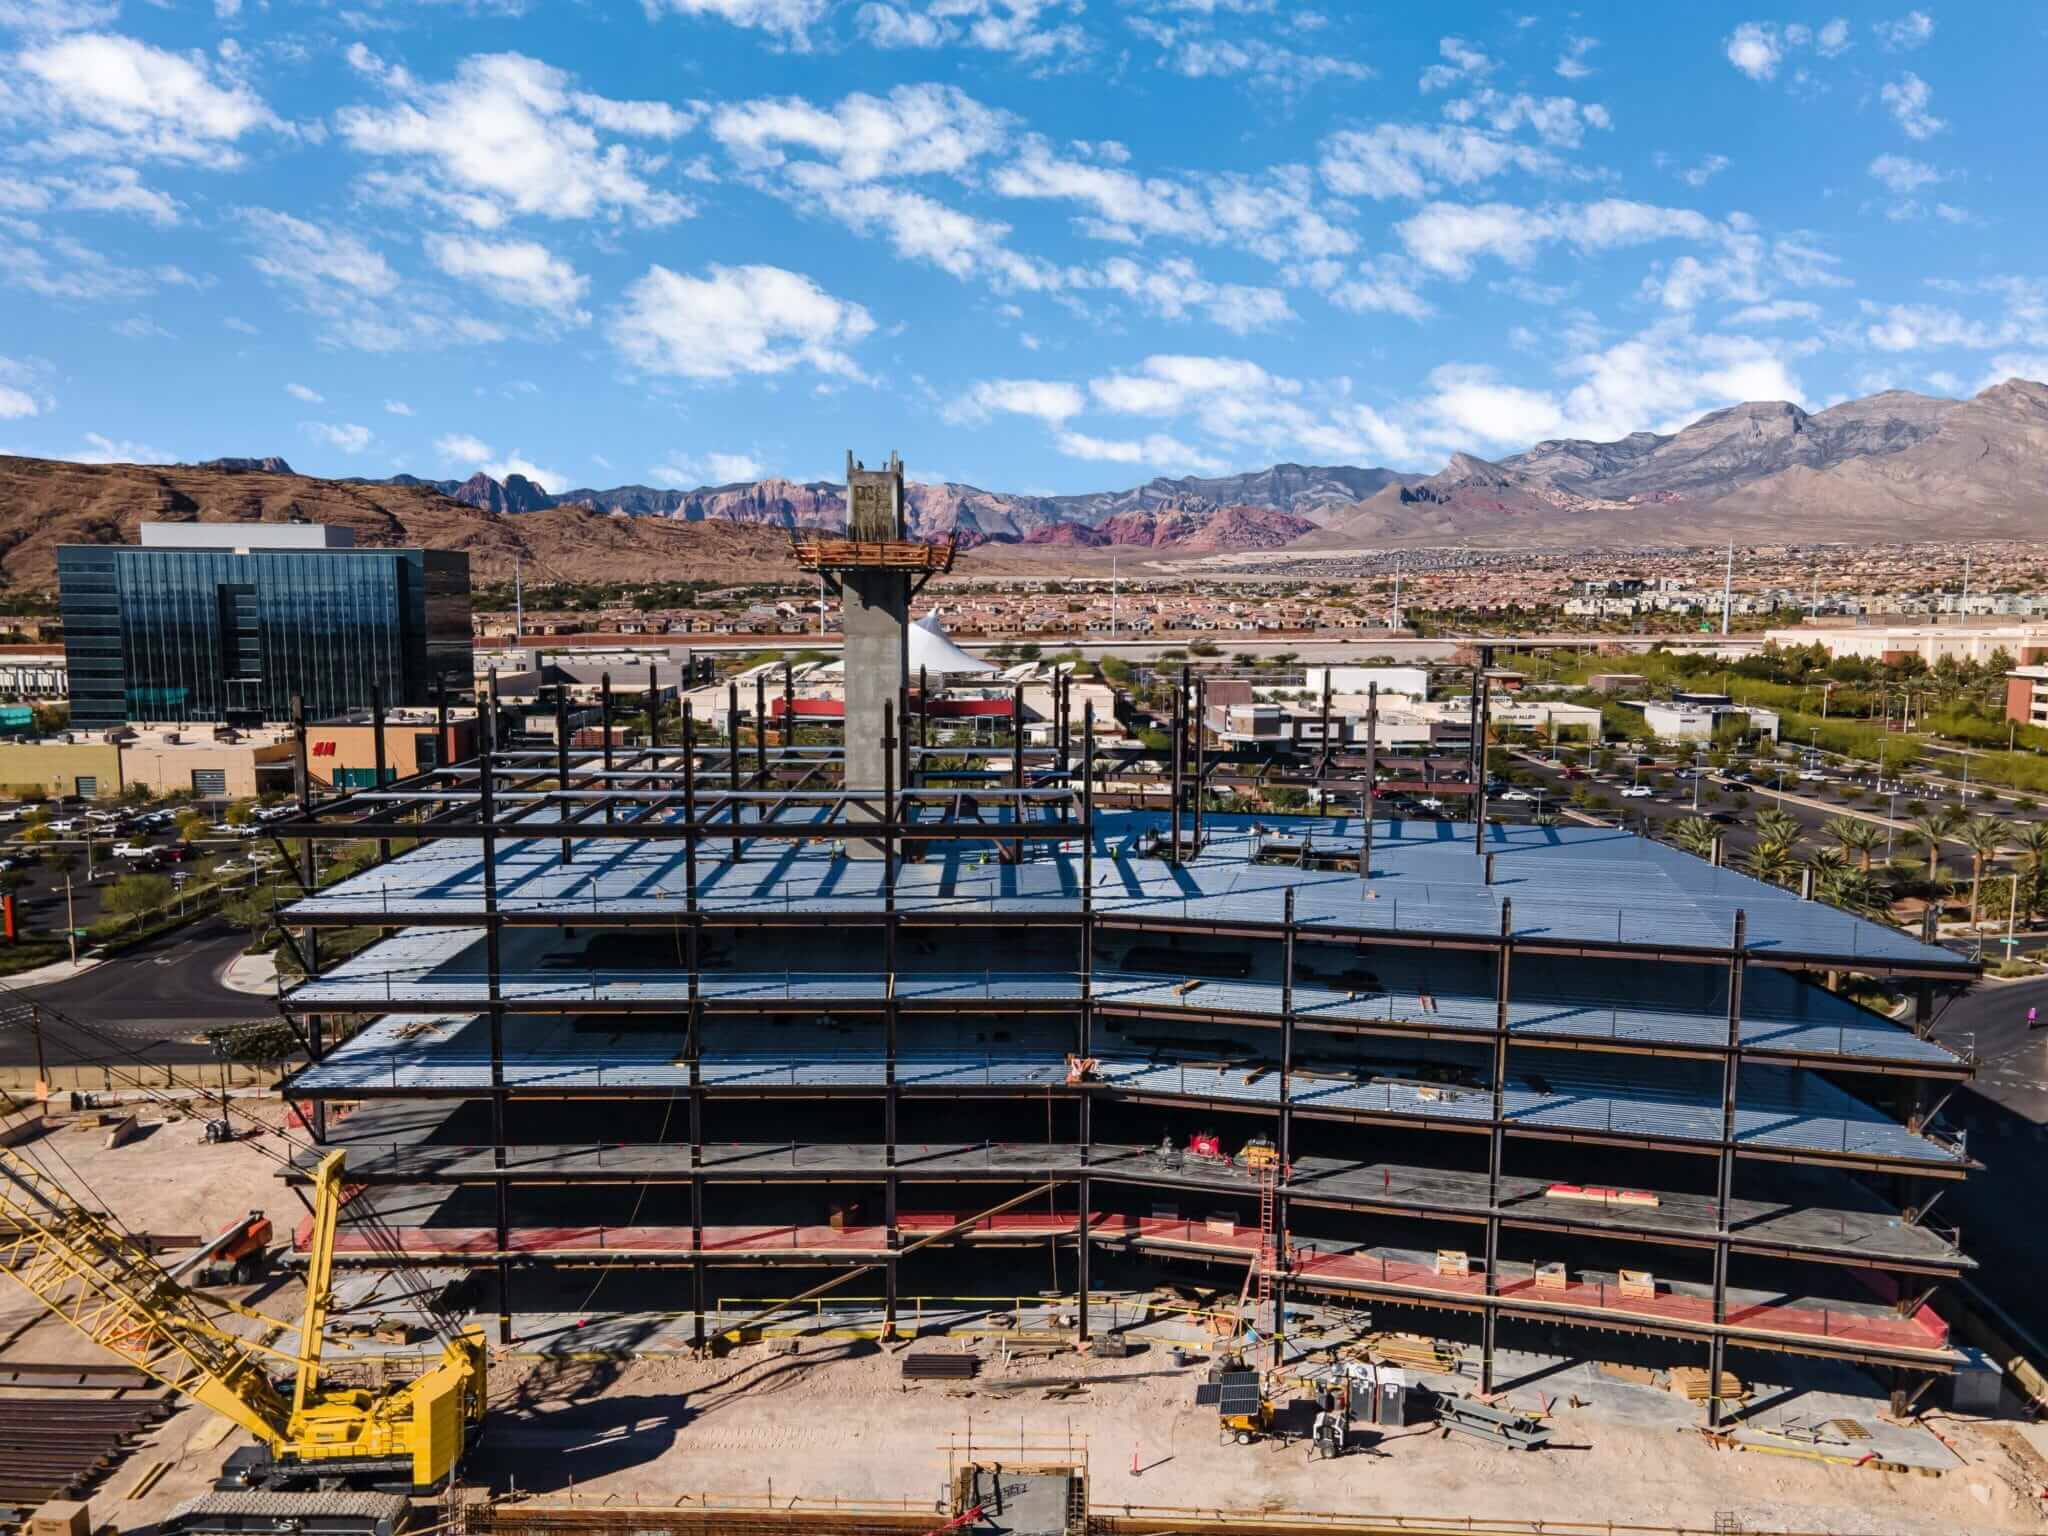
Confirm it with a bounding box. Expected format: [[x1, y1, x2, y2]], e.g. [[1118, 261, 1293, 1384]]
[[281, 814, 1964, 969], [295, 921, 1954, 1068], [292, 1013, 1957, 1164]]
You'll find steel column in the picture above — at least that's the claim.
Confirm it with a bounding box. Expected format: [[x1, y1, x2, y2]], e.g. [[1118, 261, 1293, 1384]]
[[1482, 896, 1512, 1394], [1362, 683, 1378, 879], [1709, 908, 1748, 1428], [370, 684, 390, 864]]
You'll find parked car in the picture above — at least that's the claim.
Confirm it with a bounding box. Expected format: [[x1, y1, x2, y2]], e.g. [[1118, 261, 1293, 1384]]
[[1498, 789, 1537, 804], [1797, 769, 1826, 782], [1562, 766, 1588, 781], [157, 843, 195, 863], [44, 818, 78, 833], [0, 807, 24, 824], [1620, 785, 1653, 799]]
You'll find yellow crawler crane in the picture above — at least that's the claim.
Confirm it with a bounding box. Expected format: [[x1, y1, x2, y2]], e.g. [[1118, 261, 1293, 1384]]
[[0, 1144, 485, 1500]]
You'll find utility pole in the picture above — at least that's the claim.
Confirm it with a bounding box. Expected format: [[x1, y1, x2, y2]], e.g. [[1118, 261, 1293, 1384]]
[[514, 557, 523, 644], [1961, 551, 1971, 615], [1110, 554, 1118, 638], [64, 876, 75, 965], [1720, 543, 1733, 637]]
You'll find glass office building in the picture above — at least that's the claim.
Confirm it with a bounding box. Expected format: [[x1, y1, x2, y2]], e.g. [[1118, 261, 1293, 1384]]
[[59, 524, 471, 727]]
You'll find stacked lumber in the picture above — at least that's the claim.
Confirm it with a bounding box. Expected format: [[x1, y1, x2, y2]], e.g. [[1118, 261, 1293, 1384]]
[[1363, 1332, 1463, 1373], [1670, 1366, 1748, 1403]]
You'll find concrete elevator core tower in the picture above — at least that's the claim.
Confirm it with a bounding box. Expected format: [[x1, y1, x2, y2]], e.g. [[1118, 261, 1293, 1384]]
[[840, 452, 909, 853], [790, 451, 954, 855]]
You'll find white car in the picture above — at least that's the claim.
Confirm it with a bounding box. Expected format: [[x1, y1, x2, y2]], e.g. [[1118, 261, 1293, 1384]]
[[1498, 789, 1536, 803], [45, 818, 78, 833], [111, 841, 150, 859], [1797, 769, 1826, 782], [1417, 796, 1446, 810], [1620, 785, 1653, 799]]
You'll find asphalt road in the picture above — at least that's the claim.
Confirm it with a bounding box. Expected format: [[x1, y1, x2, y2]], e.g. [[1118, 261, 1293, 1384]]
[[0, 917, 278, 1069]]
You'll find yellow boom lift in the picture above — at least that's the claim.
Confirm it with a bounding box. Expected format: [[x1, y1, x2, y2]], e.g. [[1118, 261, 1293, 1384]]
[[0, 1143, 485, 1507]]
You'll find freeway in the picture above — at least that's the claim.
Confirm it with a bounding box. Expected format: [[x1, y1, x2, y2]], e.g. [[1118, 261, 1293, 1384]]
[[0, 917, 279, 1070]]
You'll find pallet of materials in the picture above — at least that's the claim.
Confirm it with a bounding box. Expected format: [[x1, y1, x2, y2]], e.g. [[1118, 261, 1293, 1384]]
[[1670, 1366, 1748, 1403]]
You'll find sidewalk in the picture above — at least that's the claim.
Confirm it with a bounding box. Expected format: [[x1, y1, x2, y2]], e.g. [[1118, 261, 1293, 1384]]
[[219, 950, 278, 996], [0, 955, 104, 989]]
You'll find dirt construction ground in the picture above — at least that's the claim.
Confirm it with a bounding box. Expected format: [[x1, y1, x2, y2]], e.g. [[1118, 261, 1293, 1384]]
[[2, 1109, 2048, 1535]]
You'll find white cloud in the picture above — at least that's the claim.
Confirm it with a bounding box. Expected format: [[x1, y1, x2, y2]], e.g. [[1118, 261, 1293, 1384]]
[[1977, 355, 2048, 393], [1127, 15, 1365, 90], [1725, 22, 1783, 80], [713, 84, 1010, 182], [285, 381, 323, 402], [1442, 89, 1610, 148], [857, 1, 1087, 60], [1318, 123, 1560, 201], [0, 0, 119, 30], [1880, 72, 1945, 140], [1088, 256, 1294, 333], [1724, 299, 1821, 325], [1670, 153, 1730, 188], [1868, 153, 1941, 194], [0, 358, 39, 421], [1815, 17, 1851, 55], [642, 0, 829, 44], [946, 377, 1086, 425], [10, 31, 276, 168], [1417, 320, 1808, 450], [1554, 35, 1597, 79], [69, 432, 163, 464], [426, 234, 589, 321], [1863, 302, 2002, 352], [1419, 35, 1493, 93], [436, 433, 493, 464], [41, 166, 181, 224], [482, 453, 565, 489], [651, 451, 766, 486], [1395, 198, 1714, 278], [609, 262, 875, 381], [304, 421, 373, 453], [1874, 10, 1933, 50], [338, 52, 697, 229], [1053, 431, 1225, 471], [242, 208, 396, 298], [384, 399, 414, 416]]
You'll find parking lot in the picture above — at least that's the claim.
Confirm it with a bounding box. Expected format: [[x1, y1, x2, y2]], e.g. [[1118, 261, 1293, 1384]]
[[0, 800, 291, 942]]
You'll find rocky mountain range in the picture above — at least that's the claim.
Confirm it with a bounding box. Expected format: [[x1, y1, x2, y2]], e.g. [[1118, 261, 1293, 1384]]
[[1299, 378, 2048, 546], [10, 377, 2038, 593], [340, 461, 1389, 548]]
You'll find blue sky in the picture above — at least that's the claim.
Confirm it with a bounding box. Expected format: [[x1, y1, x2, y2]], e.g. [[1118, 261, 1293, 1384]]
[[1, 1, 2041, 495]]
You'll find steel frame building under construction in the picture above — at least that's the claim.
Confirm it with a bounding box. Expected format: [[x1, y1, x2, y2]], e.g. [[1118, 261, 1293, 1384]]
[[270, 466, 1981, 1429]]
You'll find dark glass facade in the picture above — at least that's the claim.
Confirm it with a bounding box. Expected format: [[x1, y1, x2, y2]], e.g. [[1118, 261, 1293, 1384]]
[[59, 545, 471, 727]]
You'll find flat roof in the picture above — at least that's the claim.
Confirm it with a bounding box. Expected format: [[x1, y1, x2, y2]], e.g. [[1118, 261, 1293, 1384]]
[[283, 812, 1970, 973]]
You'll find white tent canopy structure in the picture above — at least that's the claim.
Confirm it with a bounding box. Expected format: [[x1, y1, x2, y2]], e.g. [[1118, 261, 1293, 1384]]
[[909, 612, 998, 677], [821, 611, 996, 680]]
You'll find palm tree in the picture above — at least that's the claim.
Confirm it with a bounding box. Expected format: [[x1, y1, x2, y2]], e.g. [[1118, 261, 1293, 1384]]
[[1817, 864, 1883, 916], [1911, 805, 1963, 885], [2011, 821, 2048, 875], [1754, 807, 1802, 853], [1742, 840, 1799, 887], [1955, 815, 2011, 928], [1835, 818, 1885, 870], [1670, 816, 1718, 859]]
